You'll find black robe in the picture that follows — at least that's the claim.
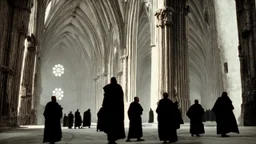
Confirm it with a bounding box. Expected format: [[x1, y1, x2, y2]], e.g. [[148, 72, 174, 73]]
[[187, 104, 205, 135], [75, 111, 82, 128], [83, 110, 91, 127], [43, 101, 62, 143], [63, 115, 68, 127], [127, 102, 143, 139], [68, 113, 74, 128], [212, 96, 239, 134], [102, 83, 125, 141], [97, 107, 104, 131], [148, 109, 154, 123], [156, 98, 180, 142]]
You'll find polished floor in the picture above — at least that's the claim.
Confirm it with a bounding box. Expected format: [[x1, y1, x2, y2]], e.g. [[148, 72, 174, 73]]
[[0, 123, 255, 144]]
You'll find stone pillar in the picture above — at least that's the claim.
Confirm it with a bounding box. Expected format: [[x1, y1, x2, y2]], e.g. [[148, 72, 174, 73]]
[[19, 34, 37, 125], [155, 0, 189, 121], [172, 0, 190, 122], [120, 51, 129, 102], [33, 0, 47, 124], [0, 0, 33, 126], [236, 0, 256, 126]]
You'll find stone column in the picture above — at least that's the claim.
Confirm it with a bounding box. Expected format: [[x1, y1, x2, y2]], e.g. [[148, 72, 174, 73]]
[[155, 2, 174, 98], [19, 34, 37, 125], [236, 0, 256, 126], [172, 0, 190, 121], [120, 51, 129, 102], [155, 0, 189, 120], [0, 0, 33, 126], [33, 0, 47, 124]]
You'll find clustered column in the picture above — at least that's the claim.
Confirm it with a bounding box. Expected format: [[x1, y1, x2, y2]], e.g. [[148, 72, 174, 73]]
[[155, 0, 190, 120], [19, 34, 37, 125], [236, 0, 256, 126], [171, 0, 190, 121], [0, 0, 33, 126]]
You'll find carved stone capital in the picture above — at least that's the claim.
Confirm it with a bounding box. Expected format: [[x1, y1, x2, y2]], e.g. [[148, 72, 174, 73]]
[[155, 6, 175, 27]]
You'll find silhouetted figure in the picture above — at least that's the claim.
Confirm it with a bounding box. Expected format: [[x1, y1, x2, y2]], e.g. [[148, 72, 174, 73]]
[[126, 97, 144, 142], [102, 77, 125, 144], [68, 111, 74, 129], [148, 108, 154, 123], [175, 101, 184, 127], [212, 92, 239, 137], [187, 99, 205, 137], [156, 93, 180, 143], [75, 109, 82, 129], [97, 107, 104, 132], [83, 109, 91, 128], [63, 114, 68, 127], [43, 96, 63, 144]]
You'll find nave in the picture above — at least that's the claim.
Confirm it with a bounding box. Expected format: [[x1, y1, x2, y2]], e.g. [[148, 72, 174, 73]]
[[0, 124, 256, 144]]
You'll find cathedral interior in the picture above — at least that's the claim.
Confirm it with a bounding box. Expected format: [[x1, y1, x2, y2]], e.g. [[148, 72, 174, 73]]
[[0, 0, 256, 142]]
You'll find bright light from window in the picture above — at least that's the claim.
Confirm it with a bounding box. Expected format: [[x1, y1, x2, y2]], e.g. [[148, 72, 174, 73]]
[[52, 88, 64, 100], [53, 64, 64, 77], [114, 47, 117, 54]]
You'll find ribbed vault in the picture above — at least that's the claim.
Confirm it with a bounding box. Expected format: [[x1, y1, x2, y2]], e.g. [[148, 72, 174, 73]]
[[39, 0, 124, 123], [136, 3, 151, 122], [188, 0, 223, 109]]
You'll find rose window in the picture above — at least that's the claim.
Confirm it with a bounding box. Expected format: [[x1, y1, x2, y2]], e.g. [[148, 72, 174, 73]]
[[52, 88, 64, 100], [53, 64, 64, 77]]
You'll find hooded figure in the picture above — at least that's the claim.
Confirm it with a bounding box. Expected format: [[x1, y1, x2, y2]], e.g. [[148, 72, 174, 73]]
[[187, 99, 205, 137], [74, 109, 82, 129], [156, 93, 181, 143], [83, 109, 91, 128], [212, 92, 239, 137], [102, 77, 125, 144], [126, 97, 144, 142], [43, 96, 63, 144]]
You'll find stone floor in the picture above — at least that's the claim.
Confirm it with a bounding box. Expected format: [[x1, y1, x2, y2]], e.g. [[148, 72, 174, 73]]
[[0, 123, 256, 144]]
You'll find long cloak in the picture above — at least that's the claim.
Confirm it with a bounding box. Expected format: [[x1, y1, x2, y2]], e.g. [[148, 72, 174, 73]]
[[43, 101, 62, 143], [127, 102, 143, 139], [68, 113, 74, 128], [156, 98, 180, 142], [212, 96, 239, 134], [63, 115, 68, 127], [102, 83, 125, 141], [97, 107, 104, 131], [148, 109, 154, 123], [75, 111, 82, 127], [187, 104, 205, 134], [83, 110, 91, 127]]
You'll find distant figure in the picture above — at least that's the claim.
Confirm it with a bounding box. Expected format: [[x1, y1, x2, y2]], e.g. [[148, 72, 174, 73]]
[[174, 101, 184, 127], [97, 107, 104, 132], [63, 114, 68, 127], [102, 77, 125, 144], [156, 93, 180, 143], [212, 92, 239, 137], [74, 109, 82, 129], [68, 111, 74, 129], [126, 97, 144, 142], [43, 96, 63, 144], [83, 109, 91, 128], [148, 108, 154, 123], [186, 99, 205, 137]]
